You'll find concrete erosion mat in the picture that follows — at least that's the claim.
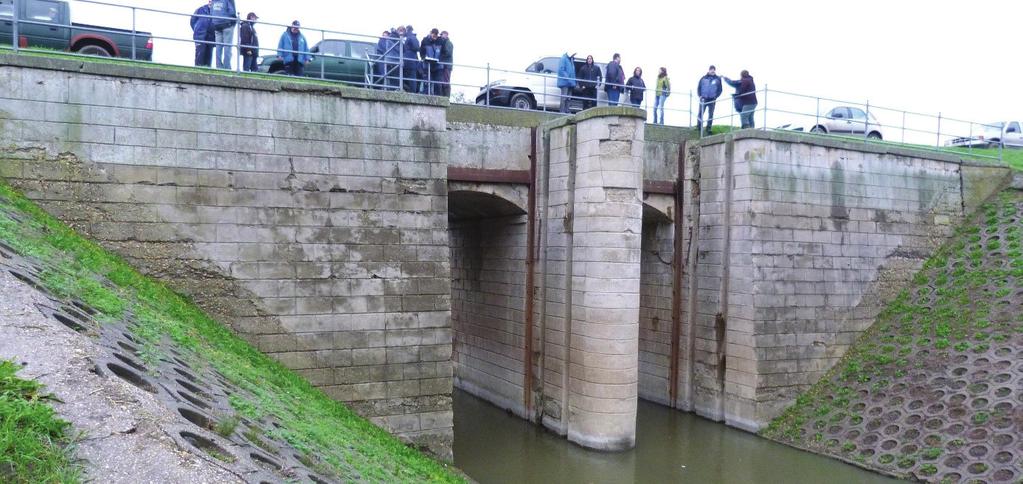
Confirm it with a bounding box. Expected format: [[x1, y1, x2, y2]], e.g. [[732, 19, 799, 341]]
[[0, 206, 355, 483], [764, 189, 1023, 483]]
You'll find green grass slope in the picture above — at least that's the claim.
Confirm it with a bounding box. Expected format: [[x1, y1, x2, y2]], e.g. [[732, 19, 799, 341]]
[[763, 191, 1023, 482], [0, 181, 463, 482], [0, 360, 79, 484]]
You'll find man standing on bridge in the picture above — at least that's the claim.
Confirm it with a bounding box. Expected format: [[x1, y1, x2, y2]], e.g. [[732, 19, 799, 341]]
[[696, 65, 723, 136], [190, 0, 215, 67], [277, 21, 312, 77]]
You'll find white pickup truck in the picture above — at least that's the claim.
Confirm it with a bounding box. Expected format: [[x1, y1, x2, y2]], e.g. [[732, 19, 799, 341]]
[[475, 56, 609, 112], [946, 121, 1023, 148]]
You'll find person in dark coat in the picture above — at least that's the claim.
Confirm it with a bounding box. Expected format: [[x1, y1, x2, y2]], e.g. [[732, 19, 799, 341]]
[[190, 1, 214, 67], [604, 53, 625, 106], [438, 31, 454, 97], [625, 67, 646, 107], [238, 12, 259, 72], [397, 25, 420, 93], [696, 65, 723, 135], [724, 70, 758, 129], [420, 29, 443, 95], [378, 29, 401, 89], [577, 55, 602, 110]]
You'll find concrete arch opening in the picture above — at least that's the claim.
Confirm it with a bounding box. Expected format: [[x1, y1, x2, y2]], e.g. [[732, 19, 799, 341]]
[[448, 187, 531, 417]]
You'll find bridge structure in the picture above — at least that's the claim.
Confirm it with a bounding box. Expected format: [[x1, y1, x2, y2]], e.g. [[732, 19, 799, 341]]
[[0, 54, 1012, 457]]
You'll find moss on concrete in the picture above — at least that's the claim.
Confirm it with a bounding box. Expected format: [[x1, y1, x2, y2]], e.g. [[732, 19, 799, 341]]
[[0, 180, 465, 483], [763, 190, 1023, 483]]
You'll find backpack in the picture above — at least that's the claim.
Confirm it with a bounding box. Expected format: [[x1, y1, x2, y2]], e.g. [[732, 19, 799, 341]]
[[210, 0, 236, 31]]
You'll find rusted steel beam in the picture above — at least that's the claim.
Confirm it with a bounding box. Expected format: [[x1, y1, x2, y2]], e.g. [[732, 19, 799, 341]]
[[447, 167, 531, 185], [643, 180, 676, 195], [523, 127, 538, 419], [668, 142, 685, 408]]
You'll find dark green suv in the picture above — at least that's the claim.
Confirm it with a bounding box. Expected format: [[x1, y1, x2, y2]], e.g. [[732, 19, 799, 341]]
[[260, 38, 378, 86]]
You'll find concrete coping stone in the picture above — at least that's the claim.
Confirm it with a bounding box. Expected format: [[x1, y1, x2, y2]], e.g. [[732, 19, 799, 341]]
[[698, 129, 1011, 168], [0, 52, 447, 107], [542, 106, 646, 131]]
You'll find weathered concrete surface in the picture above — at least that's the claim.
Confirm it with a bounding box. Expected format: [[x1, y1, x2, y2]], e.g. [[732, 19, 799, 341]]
[[0, 55, 453, 457], [681, 130, 1012, 431], [0, 269, 243, 483]]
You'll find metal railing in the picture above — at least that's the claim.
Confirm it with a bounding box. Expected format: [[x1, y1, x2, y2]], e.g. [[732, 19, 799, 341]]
[[0, 0, 1006, 162]]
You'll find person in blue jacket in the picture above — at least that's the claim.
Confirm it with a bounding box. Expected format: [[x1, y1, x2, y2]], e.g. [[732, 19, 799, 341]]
[[557, 53, 577, 113], [398, 25, 420, 93], [189, 0, 214, 67], [277, 20, 312, 76]]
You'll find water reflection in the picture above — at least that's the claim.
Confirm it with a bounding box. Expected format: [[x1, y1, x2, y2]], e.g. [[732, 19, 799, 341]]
[[453, 389, 897, 484]]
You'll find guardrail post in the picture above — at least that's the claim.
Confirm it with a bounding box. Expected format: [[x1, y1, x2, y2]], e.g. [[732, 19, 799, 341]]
[[901, 110, 906, 144], [815, 97, 820, 132], [320, 29, 325, 80], [762, 84, 767, 131], [936, 112, 942, 147], [131, 7, 137, 60], [399, 40, 404, 91], [968, 122, 973, 157], [235, 17, 241, 74], [12, 0, 18, 52], [485, 63, 490, 106], [688, 90, 692, 127], [864, 100, 870, 140]]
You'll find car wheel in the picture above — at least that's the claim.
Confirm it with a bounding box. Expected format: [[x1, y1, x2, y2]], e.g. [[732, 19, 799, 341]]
[[810, 125, 827, 134], [867, 131, 882, 140], [76, 44, 113, 57], [509, 93, 536, 110]]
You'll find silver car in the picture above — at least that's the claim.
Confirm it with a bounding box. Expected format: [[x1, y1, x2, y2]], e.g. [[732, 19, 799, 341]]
[[945, 121, 1023, 148], [810, 106, 885, 140]]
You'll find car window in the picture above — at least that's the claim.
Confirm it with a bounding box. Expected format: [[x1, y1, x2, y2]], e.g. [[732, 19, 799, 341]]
[[26, 0, 59, 22], [829, 108, 848, 119], [315, 40, 345, 57], [529, 57, 558, 73], [0, 0, 12, 18], [350, 42, 375, 60], [849, 108, 867, 121], [1008, 122, 1021, 133]]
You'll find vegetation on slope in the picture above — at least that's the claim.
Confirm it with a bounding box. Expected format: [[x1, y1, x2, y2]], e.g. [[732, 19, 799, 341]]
[[0, 181, 463, 482], [763, 191, 1023, 482], [0, 361, 79, 484]]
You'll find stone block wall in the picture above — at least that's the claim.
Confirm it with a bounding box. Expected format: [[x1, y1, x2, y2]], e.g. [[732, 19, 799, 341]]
[[0, 55, 454, 457], [449, 214, 528, 415], [637, 219, 675, 405], [684, 130, 1011, 431]]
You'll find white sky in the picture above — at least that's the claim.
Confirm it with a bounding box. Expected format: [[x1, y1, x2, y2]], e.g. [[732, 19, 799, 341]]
[[67, 0, 1022, 142]]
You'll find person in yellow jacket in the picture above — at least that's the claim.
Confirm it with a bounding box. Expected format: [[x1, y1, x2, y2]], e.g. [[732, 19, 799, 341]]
[[654, 67, 671, 125]]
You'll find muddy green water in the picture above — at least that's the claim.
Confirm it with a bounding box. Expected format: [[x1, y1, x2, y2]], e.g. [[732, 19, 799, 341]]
[[453, 390, 898, 484]]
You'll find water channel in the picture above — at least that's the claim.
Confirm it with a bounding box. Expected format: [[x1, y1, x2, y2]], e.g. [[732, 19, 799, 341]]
[[452, 389, 898, 483]]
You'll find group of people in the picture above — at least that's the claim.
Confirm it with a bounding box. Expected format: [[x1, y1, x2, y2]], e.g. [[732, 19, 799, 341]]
[[190, 2, 455, 96], [374, 26, 454, 96], [191, 0, 312, 76], [557, 54, 757, 129]]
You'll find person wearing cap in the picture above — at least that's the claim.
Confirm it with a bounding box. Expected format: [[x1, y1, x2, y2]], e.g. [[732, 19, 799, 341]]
[[277, 20, 312, 76], [239, 12, 259, 72]]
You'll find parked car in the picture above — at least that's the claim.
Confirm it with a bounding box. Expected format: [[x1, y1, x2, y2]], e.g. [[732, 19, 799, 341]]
[[475, 56, 609, 112], [808, 106, 885, 139], [260, 38, 376, 86], [0, 0, 152, 60], [945, 121, 1023, 148]]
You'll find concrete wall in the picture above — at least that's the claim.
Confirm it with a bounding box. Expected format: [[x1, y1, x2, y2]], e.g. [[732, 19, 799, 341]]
[[0, 55, 455, 457], [450, 214, 528, 414], [681, 130, 1011, 431]]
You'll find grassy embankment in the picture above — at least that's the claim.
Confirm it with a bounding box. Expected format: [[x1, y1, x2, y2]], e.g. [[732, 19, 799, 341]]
[[763, 191, 1023, 479], [0, 181, 464, 482], [0, 361, 79, 484]]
